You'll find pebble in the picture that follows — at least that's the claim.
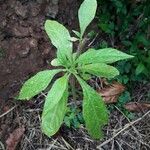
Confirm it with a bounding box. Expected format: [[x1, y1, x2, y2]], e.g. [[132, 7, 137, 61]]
[[12, 25, 32, 37], [30, 4, 40, 17], [29, 39, 38, 48], [15, 1, 28, 19], [45, 4, 58, 18], [18, 47, 30, 58]]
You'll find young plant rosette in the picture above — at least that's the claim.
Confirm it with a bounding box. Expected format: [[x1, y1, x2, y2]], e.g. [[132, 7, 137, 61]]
[[17, 0, 134, 139]]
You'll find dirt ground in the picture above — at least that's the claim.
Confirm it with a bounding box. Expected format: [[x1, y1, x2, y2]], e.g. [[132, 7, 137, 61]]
[[0, 0, 150, 150], [0, 0, 79, 101]]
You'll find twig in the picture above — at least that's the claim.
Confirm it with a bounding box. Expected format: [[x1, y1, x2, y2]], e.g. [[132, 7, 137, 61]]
[[24, 135, 35, 150], [0, 141, 5, 150], [88, 33, 99, 47], [68, 100, 82, 106], [40, 92, 47, 97], [127, 132, 150, 148], [76, 37, 89, 59], [97, 111, 150, 149], [0, 105, 17, 118], [47, 138, 58, 150], [61, 137, 74, 150], [114, 105, 141, 137], [120, 139, 135, 149]]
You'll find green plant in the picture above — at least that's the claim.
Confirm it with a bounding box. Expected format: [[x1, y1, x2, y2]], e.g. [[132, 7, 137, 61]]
[[17, 0, 133, 139], [96, 0, 149, 112], [64, 106, 84, 128], [97, 0, 150, 84]]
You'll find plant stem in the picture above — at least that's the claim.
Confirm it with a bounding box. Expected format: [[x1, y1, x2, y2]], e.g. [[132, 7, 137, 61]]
[[70, 75, 76, 102], [70, 37, 88, 103], [76, 37, 89, 59]]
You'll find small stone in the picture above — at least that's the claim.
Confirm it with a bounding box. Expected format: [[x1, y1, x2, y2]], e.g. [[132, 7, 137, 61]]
[[45, 4, 58, 18], [15, 1, 28, 19], [8, 54, 16, 61], [42, 48, 50, 55], [5, 69, 11, 74], [12, 24, 32, 37], [29, 39, 38, 48], [0, 14, 7, 28], [18, 47, 30, 58], [2, 19, 7, 27], [30, 4, 40, 17]]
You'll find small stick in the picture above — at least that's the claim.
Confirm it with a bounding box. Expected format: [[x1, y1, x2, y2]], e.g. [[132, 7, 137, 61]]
[[97, 111, 150, 149], [0, 105, 17, 118], [0, 141, 5, 150], [114, 105, 141, 137], [61, 137, 74, 150], [88, 33, 99, 47]]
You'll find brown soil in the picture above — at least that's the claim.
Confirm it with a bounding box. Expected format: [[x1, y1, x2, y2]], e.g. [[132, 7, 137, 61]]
[[0, 0, 79, 101]]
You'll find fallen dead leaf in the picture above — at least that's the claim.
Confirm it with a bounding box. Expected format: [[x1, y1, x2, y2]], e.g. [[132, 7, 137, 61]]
[[98, 82, 125, 104], [124, 102, 150, 112], [6, 126, 25, 150]]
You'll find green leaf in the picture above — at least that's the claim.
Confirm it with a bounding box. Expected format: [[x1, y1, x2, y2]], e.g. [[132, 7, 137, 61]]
[[51, 58, 62, 67], [135, 63, 146, 75], [78, 0, 97, 37], [77, 48, 134, 65], [79, 63, 119, 79], [42, 89, 68, 137], [73, 52, 77, 61], [44, 74, 69, 111], [80, 73, 92, 80], [42, 75, 69, 137], [76, 76, 109, 139], [18, 70, 61, 100], [45, 20, 72, 63], [72, 30, 81, 38], [70, 37, 79, 42]]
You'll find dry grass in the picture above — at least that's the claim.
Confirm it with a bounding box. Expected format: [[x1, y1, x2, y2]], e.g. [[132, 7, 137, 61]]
[[0, 83, 150, 150]]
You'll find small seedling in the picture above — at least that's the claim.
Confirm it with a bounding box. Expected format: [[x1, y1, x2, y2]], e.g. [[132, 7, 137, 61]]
[[17, 0, 134, 139]]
